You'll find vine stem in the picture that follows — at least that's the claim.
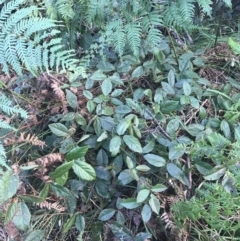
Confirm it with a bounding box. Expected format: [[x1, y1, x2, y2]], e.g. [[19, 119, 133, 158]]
[[166, 28, 179, 67]]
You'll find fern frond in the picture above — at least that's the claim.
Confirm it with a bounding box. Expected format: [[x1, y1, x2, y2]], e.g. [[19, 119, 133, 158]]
[[0, 0, 85, 77], [0, 93, 28, 118], [0, 120, 16, 130], [56, 0, 75, 19], [125, 23, 141, 56], [197, 0, 212, 16], [0, 144, 9, 169]]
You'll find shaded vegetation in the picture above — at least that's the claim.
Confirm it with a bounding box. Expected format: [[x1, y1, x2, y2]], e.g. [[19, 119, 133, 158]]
[[1, 0, 240, 240]]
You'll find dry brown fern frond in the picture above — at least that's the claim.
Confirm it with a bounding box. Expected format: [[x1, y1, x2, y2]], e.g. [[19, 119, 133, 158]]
[[4, 132, 45, 148], [36, 200, 66, 212], [27, 153, 63, 182], [51, 81, 68, 113]]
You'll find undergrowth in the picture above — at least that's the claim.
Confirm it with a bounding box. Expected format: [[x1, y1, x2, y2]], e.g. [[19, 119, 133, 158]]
[[0, 0, 240, 241]]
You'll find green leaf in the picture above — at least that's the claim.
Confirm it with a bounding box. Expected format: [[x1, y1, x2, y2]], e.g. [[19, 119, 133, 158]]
[[12, 202, 31, 231], [169, 145, 185, 160], [118, 169, 134, 185], [186, 124, 205, 136], [220, 120, 231, 139], [50, 161, 73, 179], [73, 160, 96, 181], [161, 82, 175, 95], [66, 89, 78, 109], [151, 184, 167, 192], [116, 119, 131, 135], [75, 214, 85, 232], [96, 149, 109, 166], [141, 204, 151, 223], [123, 135, 142, 153], [143, 154, 166, 167], [55, 172, 68, 186], [183, 81, 191, 96], [66, 146, 89, 161], [167, 70, 175, 87], [86, 100, 96, 113], [101, 78, 112, 96], [39, 184, 49, 199], [49, 123, 69, 137], [83, 90, 93, 100], [90, 70, 106, 80], [166, 163, 189, 186], [134, 232, 152, 241], [19, 195, 44, 203], [95, 179, 110, 198], [95, 166, 111, 181], [195, 161, 213, 175], [63, 214, 76, 233], [50, 183, 70, 197], [137, 189, 150, 203], [115, 105, 132, 114], [160, 101, 179, 114], [131, 66, 144, 79], [0, 170, 19, 202], [126, 156, 135, 169], [98, 209, 116, 221], [136, 165, 150, 172], [109, 136, 122, 156], [99, 116, 116, 131], [24, 230, 45, 241], [204, 167, 226, 181], [5, 202, 17, 224], [97, 131, 108, 142], [121, 198, 142, 209], [149, 194, 160, 214], [110, 222, 132, 240], [116, 211, 125, 224]]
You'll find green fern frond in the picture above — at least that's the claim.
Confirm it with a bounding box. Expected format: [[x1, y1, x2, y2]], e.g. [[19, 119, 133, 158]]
[[0, 93, 28, 118], [197, 0, 212, 16], [228, 37, 240, 55], [0, 0, 86, 77], [56, 0, 75, 19], [0, 120, 16, 130], [125, 23, 141, 56]]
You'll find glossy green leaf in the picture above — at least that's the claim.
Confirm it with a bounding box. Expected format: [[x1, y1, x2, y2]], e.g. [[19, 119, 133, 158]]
[[50, 161, 73, 179], [161, 101, 179, 114], [134, 232, 152, 241], [96, 149, 109, 166], [95, 166, 111, 181], [12, 202, 31, 231], [121, 198, 142, 209], [220, 120, 231, 139], [143, 154, 166, 167], [66, 146, 89, 161], [63, 214, 76, 233], [149, 194, 160, 214], [123, 135, 142, 153], [49, 123, 69, 137], [101, 78, 112, 96], [109, 136, 122, 156], [98, 208, 116, 221], [141, 204, 151, 223], [73, 160, 96, 181], [95, 179, 110, 198], [137, 189, 150, 203], [166, 163, 189, 186], [186, 124, 205, 136], [66, 89, 78, 109], [115, 105, 132, 114], [151, 184, 167, 192]]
